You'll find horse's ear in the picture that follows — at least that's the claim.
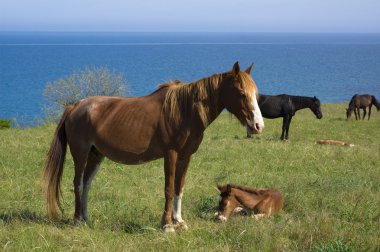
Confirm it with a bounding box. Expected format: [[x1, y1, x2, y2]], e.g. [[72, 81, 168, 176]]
[[226, 184, 232, 194], [313, 96, 317, 101], [232, 62, 240, 77], [245, 63, 254, 74]]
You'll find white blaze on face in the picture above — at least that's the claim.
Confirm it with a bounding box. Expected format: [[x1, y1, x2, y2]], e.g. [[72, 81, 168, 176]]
[[251, 89, 264, 133]]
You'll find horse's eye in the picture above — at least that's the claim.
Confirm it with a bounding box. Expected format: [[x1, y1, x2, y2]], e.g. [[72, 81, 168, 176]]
[[240, 92, 246, 98]]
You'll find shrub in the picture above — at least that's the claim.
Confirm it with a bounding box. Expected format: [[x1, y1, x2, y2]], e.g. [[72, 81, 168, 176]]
[[43, 66, 128, 122], [0, 119, 11, 129]]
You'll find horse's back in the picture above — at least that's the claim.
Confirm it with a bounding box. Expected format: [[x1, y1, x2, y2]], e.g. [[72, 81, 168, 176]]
[[65, 95, 165, 162], [67, 95, 163, 129], [353, 94, 372, 108], [259, 94, 292, 118]]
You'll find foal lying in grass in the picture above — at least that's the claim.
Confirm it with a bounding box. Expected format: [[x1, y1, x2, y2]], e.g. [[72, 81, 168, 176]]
[[216, 184, 283, 221]]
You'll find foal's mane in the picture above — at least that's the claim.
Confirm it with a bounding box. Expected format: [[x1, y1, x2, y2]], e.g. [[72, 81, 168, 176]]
[[160, 71, 255, 128], [229, 184, 263, 195]]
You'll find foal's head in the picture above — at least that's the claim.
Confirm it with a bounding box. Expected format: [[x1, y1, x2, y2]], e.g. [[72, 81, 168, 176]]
[[216, 184, 240, 221], [310, 96, 323, 119], [220, 62, 264, 134]]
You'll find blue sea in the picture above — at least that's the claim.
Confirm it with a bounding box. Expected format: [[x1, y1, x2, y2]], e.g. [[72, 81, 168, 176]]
[[1, 32, 380, 126]]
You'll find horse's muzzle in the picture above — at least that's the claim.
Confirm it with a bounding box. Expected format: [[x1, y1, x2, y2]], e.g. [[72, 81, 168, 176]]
[[247, 120, 263, 134]]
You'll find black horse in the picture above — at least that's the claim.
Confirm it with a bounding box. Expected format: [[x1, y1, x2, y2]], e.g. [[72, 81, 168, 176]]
[[247, 94, 323, 140]]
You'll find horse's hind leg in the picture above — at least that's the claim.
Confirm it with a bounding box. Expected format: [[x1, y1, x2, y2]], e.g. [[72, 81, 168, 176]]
[[368, 105, 372, 120], [81, 147, 104, 222], [70, 145, 91, 224], [281, 115, 290, 140], [285, 116, 292, 140], [362, 108, 367, 120]]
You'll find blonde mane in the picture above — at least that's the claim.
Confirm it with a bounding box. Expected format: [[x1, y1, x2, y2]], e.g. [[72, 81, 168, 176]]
[[161, 73, 222, 128], [161, 71, 256, 128]]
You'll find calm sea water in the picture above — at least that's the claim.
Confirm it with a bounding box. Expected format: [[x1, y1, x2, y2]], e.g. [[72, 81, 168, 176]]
[[1, 32, 380, 125]]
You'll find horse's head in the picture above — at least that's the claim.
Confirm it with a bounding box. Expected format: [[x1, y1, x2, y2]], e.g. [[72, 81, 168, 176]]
[[220, 62, 264, 134], [310, 96, 323, 119], [346, 108, 353, 119], [215, 184, 239, 221]]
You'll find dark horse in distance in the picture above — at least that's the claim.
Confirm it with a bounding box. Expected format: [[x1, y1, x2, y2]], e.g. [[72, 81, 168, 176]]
[[346, 94, 380, 120], [41, 62, 264, 232], [247, 94, 322, 140]]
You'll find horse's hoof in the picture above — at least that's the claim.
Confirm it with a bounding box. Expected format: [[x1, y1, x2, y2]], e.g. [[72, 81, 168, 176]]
[[74, 219, 87, 226], [162, 224, 176, 233], [174, 221, 188, 230]]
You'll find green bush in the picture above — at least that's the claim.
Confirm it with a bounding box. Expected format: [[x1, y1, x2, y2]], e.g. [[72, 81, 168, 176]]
[[43, 66, 129, 122], [0, 119, 11, 129]]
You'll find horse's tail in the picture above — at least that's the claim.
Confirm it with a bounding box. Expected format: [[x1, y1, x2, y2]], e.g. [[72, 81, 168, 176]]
[[372, 96, 380, 110], [41, 105, 75, 219]]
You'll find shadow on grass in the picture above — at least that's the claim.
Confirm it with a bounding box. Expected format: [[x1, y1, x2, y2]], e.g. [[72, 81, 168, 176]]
[[124, 221, 147, 234], [330, 117, 348, 122], [108, 217, 159, 234], [1, 209, 161, 233], [0, 209, 71, 227], [211, 135, 262, 141]]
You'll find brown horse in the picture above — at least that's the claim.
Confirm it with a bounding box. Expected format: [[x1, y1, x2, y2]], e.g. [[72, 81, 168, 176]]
[[216, 184, 283, 221], [41, 62, 264, 232], [346, 94, 380, 120]]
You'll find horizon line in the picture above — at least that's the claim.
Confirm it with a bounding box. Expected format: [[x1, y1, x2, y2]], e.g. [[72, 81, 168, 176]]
[[1, 30, 380, 35]]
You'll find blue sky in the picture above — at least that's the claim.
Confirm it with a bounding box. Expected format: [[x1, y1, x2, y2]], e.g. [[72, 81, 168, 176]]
[[1, 0, 379, 32]]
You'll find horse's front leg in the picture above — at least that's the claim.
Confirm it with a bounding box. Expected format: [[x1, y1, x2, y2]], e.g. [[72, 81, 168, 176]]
[[357, 109, 361, 120], [362, 108, 367, 120], [161, 149, 178, 232], [354, 109, 358, 120], [285, 116, 292, 140], [173, 155, 192, 230], [281, 115, 289, 140]]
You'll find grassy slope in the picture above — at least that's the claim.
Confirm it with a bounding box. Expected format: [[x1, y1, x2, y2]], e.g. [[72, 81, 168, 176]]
[[0, 104, 379, 251]]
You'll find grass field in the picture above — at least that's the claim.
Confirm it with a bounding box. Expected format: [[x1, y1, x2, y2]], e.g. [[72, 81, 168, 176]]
[[1, 104, 379, 251]]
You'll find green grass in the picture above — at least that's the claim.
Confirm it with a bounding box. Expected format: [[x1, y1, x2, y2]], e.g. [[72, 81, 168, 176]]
[[1, 103, 379, 251]]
